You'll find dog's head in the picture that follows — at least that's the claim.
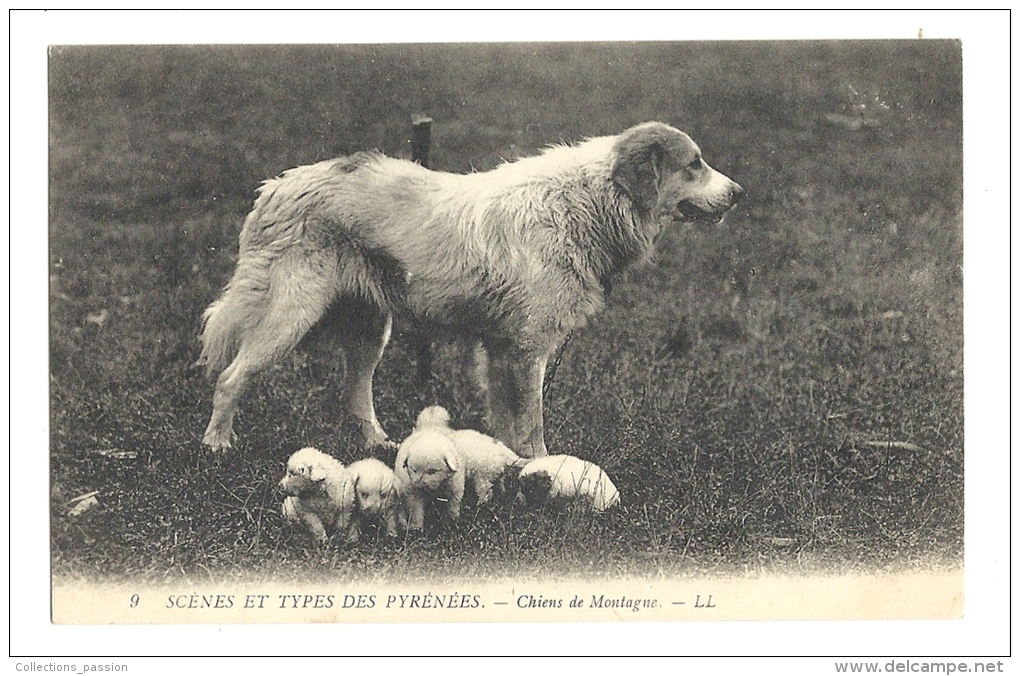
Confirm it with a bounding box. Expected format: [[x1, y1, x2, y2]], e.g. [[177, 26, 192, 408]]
[[350, 458, 396, 514], [278, 447, 333, 496], [517, 469, 556, 509], [612, 122, 743, 225], [397, 429, 460, 493]]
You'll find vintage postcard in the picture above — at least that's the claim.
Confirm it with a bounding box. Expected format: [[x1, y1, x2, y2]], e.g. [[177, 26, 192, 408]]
[[43, 23, 975, 635]]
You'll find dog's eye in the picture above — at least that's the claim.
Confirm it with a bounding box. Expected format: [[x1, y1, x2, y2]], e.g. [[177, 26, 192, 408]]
[[688, 157, 703, 170]]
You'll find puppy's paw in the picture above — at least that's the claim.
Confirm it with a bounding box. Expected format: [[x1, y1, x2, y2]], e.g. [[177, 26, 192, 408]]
[[344, 523, 362, 545]]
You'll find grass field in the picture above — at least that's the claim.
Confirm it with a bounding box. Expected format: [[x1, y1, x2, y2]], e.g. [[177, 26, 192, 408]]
[[49, 41, 963, 582]]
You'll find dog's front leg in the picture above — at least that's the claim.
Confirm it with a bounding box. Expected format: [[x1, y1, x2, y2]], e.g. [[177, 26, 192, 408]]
[[393, 495, 410, 535], [444, 472, 466, 520], [301, 513, 329, 545], [332, 500, 360, 544], [383, 506, 400, 537], [484, 347, 550, 458], [343, 518, 361, 544], [406, 491, 426, 531], [472, 475, 495, 506]]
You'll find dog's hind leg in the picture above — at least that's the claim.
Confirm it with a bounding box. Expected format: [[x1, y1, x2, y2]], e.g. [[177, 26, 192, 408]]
[[337, 306, 393, 450], [202, 252, 336, 449]]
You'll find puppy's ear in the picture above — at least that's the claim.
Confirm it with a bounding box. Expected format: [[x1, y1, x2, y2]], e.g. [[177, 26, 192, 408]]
[[443, 451, 460, 473], [307, 463, 327, 483]]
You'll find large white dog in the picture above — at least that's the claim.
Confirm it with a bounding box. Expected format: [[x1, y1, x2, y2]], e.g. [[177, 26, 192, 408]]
[[200, 122, 743, 456]]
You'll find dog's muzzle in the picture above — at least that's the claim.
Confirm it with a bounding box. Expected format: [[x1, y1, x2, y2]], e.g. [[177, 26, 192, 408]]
[[676, 183, 744, 224], [278, 478, 303, 496]]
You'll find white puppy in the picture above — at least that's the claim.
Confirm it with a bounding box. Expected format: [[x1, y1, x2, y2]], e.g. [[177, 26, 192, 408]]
[[395, 406, 525, 529], [279, 447, 358, 544], [517, 455, 621, 512], [348, 457, 407, 538]]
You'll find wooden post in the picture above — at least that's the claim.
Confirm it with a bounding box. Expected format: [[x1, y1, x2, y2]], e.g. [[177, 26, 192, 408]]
[[411, 113, 433, 168], [410, 114, 435, 386]]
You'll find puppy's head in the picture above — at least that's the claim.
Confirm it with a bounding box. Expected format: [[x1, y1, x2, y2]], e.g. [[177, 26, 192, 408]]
[[350, 458, 396, 514], [279, 447, 332, 496], [491, 464, 525, 505], [397, 430, 460, 493], [518, 469, 555, 509], [415, 405, 452, 431], [612, 121, 743, 225]]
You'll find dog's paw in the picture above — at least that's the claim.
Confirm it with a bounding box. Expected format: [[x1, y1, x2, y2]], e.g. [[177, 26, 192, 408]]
[[363, 434, 397, 448], [364, 437, 399, 465], [351, 419, 394, 449], [381, 439, 400, 454], [366, 436, 398, 451], [201, 431, 234, 451]]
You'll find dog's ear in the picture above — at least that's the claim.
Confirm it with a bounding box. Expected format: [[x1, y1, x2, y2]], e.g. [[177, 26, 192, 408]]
[[612, 128, 669, 214], [443, 451, 460, 473], [612, 122, 685, 214], [307, 463, 327, 483]]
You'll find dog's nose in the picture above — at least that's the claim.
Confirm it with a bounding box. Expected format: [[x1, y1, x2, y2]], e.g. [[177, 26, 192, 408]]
[[730, 183, 745, 204]]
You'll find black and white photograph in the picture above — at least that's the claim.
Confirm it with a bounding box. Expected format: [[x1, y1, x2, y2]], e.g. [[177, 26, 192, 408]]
[[12, 8, 1011, 663]]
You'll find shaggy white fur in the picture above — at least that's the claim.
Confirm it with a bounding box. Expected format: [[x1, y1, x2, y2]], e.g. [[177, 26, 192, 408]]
[[518, 454, 621, 512], [279, 447, 358, 544], [199, 123, 742, 457], [395, 406, 526, 529]]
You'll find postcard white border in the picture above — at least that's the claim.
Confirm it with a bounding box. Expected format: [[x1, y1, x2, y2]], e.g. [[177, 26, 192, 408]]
[[11, 8, 1010, 660]]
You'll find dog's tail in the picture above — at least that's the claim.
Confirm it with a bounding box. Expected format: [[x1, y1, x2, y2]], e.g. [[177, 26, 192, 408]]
[[414, 405, 452, 430], [197, 252, 274, 376]]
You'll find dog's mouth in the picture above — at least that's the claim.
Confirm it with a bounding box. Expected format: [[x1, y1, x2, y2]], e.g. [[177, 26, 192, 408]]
[[675, 200, 728, 225]]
